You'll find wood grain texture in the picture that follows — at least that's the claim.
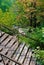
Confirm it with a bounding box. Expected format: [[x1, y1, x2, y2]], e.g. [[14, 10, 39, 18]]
[[0, 31, 36, 65]]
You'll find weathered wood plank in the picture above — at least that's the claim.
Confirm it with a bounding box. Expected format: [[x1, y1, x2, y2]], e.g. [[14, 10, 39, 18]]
[[6, 36, 17, 48], [0, 31, 5, 37], [0, 48, 9, 64], [0, 48, 9, 55], [0, 31, 36, 65], [8, 42, 19, 56], [9, 43, 25, 65], [0, 36, 18, 65], [30, 57, 36, 65], [23, 49, 32, 65], [0, 46, 3, 52], [0, 34, 9, 43], [0, 62, 4, 65], [1, 36, 12, 46], [6, 42, 19, 57], [18, 45, 29, 64], [0, 55, 2, 62], [4, 41, 19, 65], [0, 48, 2, 52], [14, 43, 25, 61]]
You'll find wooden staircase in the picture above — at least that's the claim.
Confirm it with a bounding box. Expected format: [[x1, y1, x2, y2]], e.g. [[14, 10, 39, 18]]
[[0, 31, 36, 65]]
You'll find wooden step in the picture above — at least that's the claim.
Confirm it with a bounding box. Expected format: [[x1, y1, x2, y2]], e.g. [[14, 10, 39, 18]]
[[0, 33, 9, 43], [9, 43, 25, 65], [6, 41, 19, 58], [18, 45, 29, 64], [23, 49, 32, 65], [1, 35, 13, 46], [0, 37, 17, 64], [0, 47, 9, 64], [0, 48, 9, 55], [0, 56, 2, 62], [0, 31, 5, 37], [4, 41, 19, 65], [30, 57, 36, 65], [0, 46, 3, 52], [6, 36, 17, 48]]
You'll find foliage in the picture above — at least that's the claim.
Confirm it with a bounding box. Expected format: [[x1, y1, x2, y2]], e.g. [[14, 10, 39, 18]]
[[34, 49, 44, 65], [0, 0, 44, 27], [0, 0, 44, 65], [0, 8, 15, 28], [0, 0, 13, 12], [18, 27, 44, 49]]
